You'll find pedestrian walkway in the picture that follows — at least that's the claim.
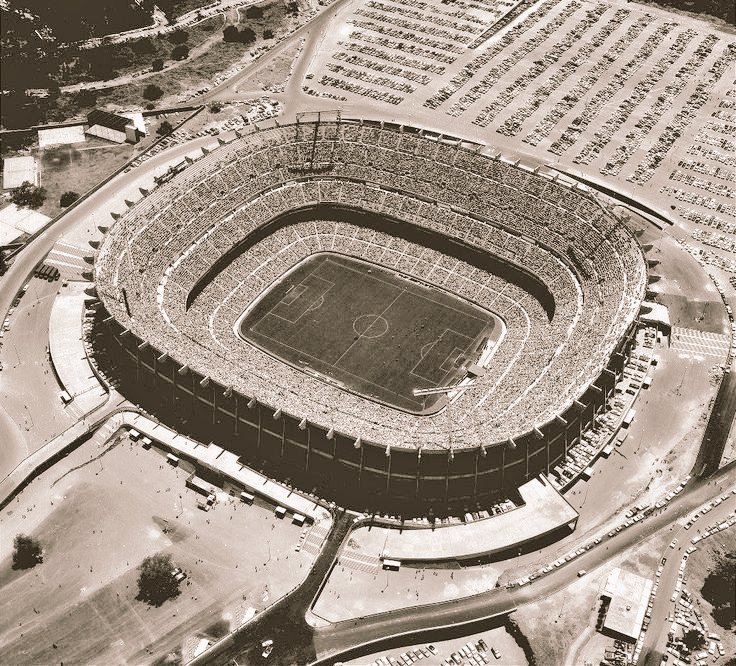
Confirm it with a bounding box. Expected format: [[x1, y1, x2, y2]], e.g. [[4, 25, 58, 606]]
[[338, 548, 381, 575], [48, 282, 108, 415], [671, 327, 730, 359], [46, 240, 91, 280], [301, 522, 330, 556]]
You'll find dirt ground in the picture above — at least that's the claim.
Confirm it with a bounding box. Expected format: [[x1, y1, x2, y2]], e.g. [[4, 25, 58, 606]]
[[0, 432, 324, 665], [682, 528, 736, 660], [234, 37, 303, 92], [515, 533, 668, 666], [313, 558, 501, 624], [344, 625, 526, 666]]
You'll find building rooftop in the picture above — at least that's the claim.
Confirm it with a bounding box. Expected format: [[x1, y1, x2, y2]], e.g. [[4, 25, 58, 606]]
[[380, 476, 579, 561], [87, 109, 133, 132], [2, 155, 37, 190], [602, 567, 653, 641]]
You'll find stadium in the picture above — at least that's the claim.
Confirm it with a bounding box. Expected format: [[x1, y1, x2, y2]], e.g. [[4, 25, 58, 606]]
[[93, 115, 647, 512]]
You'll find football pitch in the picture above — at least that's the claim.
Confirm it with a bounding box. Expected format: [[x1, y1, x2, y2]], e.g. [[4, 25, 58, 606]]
[[238, 253, 498, 413]]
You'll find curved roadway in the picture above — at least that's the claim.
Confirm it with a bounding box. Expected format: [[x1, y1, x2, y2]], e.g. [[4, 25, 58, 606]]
[[196, 463, 735, 666], [0, 136, 217, 479]]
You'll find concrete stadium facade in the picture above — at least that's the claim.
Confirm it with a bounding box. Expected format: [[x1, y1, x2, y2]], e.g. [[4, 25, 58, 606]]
[[93, 117, 647, 511]]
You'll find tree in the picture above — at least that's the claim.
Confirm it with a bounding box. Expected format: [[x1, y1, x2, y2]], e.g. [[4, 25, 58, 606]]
[[75, 88, 98, 108], [223, 25, 240, 43], [131, 36, 156, 55], [136, 553, 181, 606], [13, 534, 43, 569], [152, 58, 165, 72], [143, 84, 164, 101], [701, 555, 736, 629], [238, 27, 257, 45], [11, 182, 47, 209], [263, 28, 274, 39], [157, 120, 174, 136], [208, 101, 223, 113], [60, 191, 80, 207], [168, 29, 189, 45], [245, 5, 264, 19], [171, 44, 190, 60], [682, 629, 705, 652]]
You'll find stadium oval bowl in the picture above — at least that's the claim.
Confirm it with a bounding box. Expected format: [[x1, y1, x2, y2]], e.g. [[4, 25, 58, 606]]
[[93, 118, 647, 510]]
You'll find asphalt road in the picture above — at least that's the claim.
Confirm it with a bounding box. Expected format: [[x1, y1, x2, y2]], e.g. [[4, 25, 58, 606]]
[[692, 369, 736, 477], [201, 0, 352, 105], [639, 490, 735, 666], [201, 463, 736, 666], [192, 511, 355, 666], [0, 137, 216, 479]]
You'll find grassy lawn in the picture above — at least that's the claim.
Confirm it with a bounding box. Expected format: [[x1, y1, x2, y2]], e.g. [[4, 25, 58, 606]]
[[0, 433, 322, 665], [159, 0, 219, 20], [244, 37, 303, 91], [36, 143, 135, 218], [58, 17, 224, 87]]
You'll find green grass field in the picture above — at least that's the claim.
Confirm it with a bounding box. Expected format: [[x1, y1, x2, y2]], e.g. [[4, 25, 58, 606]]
[[240, 253, 496, 414]]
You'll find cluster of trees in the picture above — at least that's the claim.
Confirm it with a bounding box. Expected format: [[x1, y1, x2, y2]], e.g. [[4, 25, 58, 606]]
[[9, 0, 156, 44], [60, 191, 80, 207], [136, 553, 182, 606], [143, 84, 165, 101], [12, 534, 43, 569], [10, 181, 47, 209], [156, 120, 174, 136], [223, 25, 257, 45], [222, 3, 283, 44], [701, 553, 735, 629]]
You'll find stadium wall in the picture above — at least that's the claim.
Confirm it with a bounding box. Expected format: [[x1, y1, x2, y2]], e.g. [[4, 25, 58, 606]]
[[100, 313, 637, 510]]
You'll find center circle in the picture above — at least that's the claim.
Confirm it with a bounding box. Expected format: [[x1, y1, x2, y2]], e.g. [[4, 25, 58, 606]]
[[353, 314, 389, 339]]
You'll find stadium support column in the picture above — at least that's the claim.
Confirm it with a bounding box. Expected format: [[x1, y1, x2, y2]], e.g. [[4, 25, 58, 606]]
[[445, 449, 453, 504], [500, 445, 505, 495], [591, 383, 604, 413], [135, 343, 140, 384], [248, 397, 261, 452], [473, 449, 479, 498], [257, 402, 262, 453], [301, 419, 311, 471], [234, 394, 239, 435], [556, 415, 568, 459], [415, 448, 422, 499], [533, 427, 546, 475], [385, 445, 392, 495], [211, 383, 217, 425], [273, 408, 284, 457], [351, 436, 363, 487]]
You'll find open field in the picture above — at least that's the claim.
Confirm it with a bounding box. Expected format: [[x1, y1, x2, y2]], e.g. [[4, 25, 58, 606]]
[[36, 144, 135, 217], [682, 528, 736, 658], [0, 430, 324, 665], [514, 533, 667, 665], [57, 17, 224, 87], [240, 253, 496, 413]]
